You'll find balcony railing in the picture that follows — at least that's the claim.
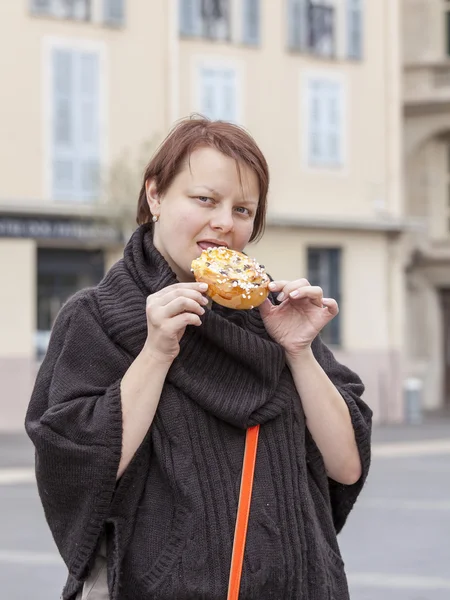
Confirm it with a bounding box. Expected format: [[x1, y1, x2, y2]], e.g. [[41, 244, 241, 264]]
[[288, 1, 335, 58], [308, 4, 335, 58], [180, 0, 231, 42]]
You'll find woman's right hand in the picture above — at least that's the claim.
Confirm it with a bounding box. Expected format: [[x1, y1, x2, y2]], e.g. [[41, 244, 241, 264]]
[[144, 282, 209, 364]]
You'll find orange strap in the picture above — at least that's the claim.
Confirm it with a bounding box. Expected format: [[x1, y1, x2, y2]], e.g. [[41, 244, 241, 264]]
[[227, 425, 260, 600]]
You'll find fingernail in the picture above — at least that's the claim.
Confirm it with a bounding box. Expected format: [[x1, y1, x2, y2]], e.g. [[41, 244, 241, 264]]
[[277, 292, 285, 301], [199, 283, 208, 290], [290, 290, 300, 298], [269, 282, 276, 290]]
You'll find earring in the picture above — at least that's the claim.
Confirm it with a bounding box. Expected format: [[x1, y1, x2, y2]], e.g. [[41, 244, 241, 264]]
[[152, 215, 159, 223]]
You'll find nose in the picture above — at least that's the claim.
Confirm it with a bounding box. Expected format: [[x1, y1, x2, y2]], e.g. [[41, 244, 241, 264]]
[[210, 204, 234, 233]]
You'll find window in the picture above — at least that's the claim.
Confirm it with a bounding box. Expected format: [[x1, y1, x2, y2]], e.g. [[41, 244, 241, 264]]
[[307, 248, 342, 346], [288, 0, 335, 58], [242, 0, 260, 45], [179, 0, 231, 41], [36, 248, 104, 359], [306, 76, 344, 167], [31, 0, 91, 21], [51, 47, 101, 202], [308, 1, 335, 57], [347, 0, 363, 59], [104, 0, 125, 26], [199, 66, 238, 122]]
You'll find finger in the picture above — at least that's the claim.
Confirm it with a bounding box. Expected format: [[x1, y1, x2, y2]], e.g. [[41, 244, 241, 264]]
[[149, 282, 208, 301], [161, 297, 206, 319], [164, 312, 203, 332], [322, 298, 339, 316], [152, 288, 209, 308], [270, 279, 310, 302], [288, 286, 324, 308], [258, 298, 274, 319], [268, 280, 289, 294]]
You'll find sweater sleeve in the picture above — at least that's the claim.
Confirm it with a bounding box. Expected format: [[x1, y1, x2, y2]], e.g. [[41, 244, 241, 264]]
[[25, 293, 132, 580], [307, 335, 373, 534]]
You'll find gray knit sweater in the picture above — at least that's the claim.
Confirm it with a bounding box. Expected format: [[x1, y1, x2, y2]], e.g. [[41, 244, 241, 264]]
[[25, 225, 372, 600]]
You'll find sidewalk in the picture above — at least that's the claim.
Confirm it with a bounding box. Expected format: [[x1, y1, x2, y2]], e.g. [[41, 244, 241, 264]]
[[372, 413, 450, 444], [2, 414, 449, 470]]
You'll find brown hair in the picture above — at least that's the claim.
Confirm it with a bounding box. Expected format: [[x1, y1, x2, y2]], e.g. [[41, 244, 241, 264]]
[[136, 116, 269, 242]]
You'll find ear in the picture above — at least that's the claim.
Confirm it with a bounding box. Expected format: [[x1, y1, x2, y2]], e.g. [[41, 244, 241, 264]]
[[145, 178, 161, 218]]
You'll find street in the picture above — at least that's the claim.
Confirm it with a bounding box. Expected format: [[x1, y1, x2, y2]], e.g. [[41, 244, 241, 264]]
[[0, 422, 449, 600]]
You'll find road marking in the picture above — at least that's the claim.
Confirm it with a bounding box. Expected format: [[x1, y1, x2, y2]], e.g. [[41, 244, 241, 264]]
[[0, 550, 62, 566], [372, 438, 450, 458], [348, 572, 450, 590], [358, 498, 450, 511], [0, 468, 35, 485]]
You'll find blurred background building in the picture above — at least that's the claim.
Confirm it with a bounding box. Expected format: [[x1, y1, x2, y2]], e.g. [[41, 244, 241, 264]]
[[1, 0, 449, 431], [403, 0, 450, 421]]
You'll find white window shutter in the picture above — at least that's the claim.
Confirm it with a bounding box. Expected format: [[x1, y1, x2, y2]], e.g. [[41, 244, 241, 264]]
[[347, 0, 363, 59], [308, 80, 325, 164], [288, 0, 306, 50], [199, 66, 237, 122], [243, 0, 260, 45], [307, 78, 343, 167], [200, 67, 219, 119], [77, 52, 101, 201], [30, 0, 51, 13], [219, 69, 237, 123], [180, 0, 201, 35], [104, 0, 125, 26], [325, 82, 343, 165], [52, 49, 76, 200]]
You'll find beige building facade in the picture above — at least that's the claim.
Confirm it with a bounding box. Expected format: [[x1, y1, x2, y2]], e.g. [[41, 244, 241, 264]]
[[403, 0, 450, 414], [0, 0, 405, 430]]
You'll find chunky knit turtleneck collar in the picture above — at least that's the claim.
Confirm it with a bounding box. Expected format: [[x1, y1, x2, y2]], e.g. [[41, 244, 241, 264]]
[[97, 225, 290, 428]]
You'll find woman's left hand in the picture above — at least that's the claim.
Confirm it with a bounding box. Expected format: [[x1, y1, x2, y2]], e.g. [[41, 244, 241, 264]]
[[259, 279, 339, 356]]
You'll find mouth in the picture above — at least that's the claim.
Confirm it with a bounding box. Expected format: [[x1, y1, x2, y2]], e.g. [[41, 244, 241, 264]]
[[197, 240, 229, 251]]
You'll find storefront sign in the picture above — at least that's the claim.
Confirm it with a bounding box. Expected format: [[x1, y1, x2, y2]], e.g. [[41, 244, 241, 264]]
[[0, 216, 122, 243]]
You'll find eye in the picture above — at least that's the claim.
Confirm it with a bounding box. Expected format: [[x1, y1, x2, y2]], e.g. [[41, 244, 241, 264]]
[[196, 196, 214, 204], [235, 206, 251, 216]]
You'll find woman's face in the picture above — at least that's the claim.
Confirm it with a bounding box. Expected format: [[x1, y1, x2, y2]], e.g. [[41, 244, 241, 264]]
[[146, 146, 260, 282]]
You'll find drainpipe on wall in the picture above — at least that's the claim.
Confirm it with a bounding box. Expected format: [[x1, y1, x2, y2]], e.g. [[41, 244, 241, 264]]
[[383, 0, 407, 423]]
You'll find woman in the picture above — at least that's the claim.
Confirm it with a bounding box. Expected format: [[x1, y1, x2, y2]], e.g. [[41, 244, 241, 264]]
[[26, 117, 372, 600]]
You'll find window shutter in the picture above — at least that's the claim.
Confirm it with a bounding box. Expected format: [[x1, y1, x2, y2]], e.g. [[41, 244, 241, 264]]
[[199, 67, 237, 122], [180, 0, 201, 35], [219, 69, 237, 122], [52, 49, 76, 200], [288, 0, 306, 50], [77, 52, 101, 201], [347, 0, 363, 59], [307, 80, 325, 164], [307, 78, 343, 167], [325, 81, 343, 165], [30, 0, 51, 14], [200, 67, 219, 119], [243, 0, 260, 45], [52, 48, 101, 202], [104, 0, 125, 26]]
